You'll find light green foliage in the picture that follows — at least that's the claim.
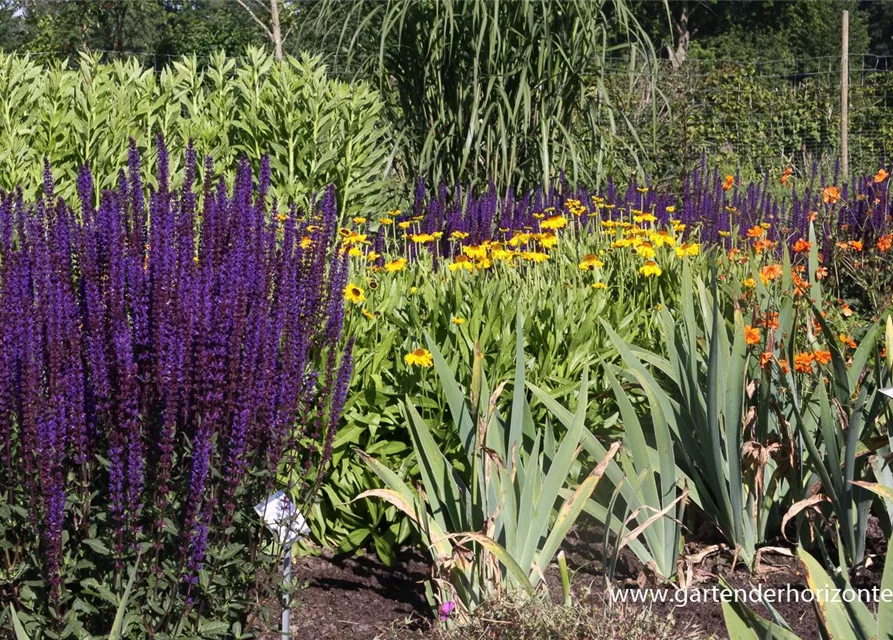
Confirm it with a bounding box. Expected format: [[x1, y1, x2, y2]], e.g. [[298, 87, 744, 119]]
[[357, 324, 619, 619], [546, 334, 686, 582], [0, 48, 390, 218]]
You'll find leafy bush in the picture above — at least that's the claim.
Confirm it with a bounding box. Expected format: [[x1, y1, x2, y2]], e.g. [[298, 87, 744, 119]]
[[0, 48, 390, 218], [0, 140, 353, 636]]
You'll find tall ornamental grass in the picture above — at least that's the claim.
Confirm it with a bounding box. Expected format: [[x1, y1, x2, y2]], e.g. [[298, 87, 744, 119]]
[[0, 138, 353, 637], [306, 0, 659, 191], [0, 48, 390, 219]]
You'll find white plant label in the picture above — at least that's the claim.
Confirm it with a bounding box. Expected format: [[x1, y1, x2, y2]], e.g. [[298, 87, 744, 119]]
[[254, 490, 310, 546], [882, 387, 893, 400]]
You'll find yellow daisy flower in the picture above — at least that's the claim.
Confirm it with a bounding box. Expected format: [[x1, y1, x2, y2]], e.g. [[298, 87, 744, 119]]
[[344, 284, 366, 304], [404, 348, 433, 368]]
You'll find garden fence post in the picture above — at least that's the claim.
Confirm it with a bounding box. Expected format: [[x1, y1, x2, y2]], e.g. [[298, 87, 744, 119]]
[[841, 10, 849, 178], [282, 551, 292, 639]]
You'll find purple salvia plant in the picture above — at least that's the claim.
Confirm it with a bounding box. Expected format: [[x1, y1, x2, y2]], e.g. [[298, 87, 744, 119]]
[[0, 137, 353, 612]]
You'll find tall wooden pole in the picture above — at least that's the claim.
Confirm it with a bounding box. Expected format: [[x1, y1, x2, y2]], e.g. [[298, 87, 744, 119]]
[[841, 10, 849, 178]]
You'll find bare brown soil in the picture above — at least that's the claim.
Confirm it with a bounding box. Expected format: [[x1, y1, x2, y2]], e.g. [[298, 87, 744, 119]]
[[285, 520, 888, 640]]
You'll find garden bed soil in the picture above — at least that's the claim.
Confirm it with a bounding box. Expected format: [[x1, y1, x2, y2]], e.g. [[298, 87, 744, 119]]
[[286, 550, 429, 640], [286, 521, 888, 639]]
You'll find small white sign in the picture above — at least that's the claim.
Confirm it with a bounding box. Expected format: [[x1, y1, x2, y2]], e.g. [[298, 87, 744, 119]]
[[254, 490, 310, 546], [882, 387, 893, 400]]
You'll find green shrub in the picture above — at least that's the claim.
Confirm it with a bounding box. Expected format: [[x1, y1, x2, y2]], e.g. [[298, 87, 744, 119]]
[[0, 48, 391, 218]]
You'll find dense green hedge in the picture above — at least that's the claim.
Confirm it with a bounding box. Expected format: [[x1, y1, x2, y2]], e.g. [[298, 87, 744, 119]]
[[0, 47, 391, 217]]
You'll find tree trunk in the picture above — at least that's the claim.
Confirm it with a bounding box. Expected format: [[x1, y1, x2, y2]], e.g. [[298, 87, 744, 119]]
[[271, 0, 283, 60], [668, 4, 690, 70]]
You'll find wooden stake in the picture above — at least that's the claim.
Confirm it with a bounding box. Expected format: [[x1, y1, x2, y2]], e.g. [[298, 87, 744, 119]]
[[841, 10, 849, 178]]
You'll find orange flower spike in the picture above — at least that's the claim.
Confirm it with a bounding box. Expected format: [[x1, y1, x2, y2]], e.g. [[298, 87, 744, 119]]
[[746, 226, 765, 238], [849, 240, 863, 252], [722, 175, 735, 191], [839, 333, 858, 349], [794, 352, 815, 374], [781, 167, 793, 185], [877, 234, 892, 253], [822, 186, 841, 204], [778, 359, 790, 374], [760, 264, 783, 282], [759, 352, 774, 369], [744, 325, 761, 346], [813, 350, 832, 366], [753, 239, 776, 253], [792, 238, 811, 253]]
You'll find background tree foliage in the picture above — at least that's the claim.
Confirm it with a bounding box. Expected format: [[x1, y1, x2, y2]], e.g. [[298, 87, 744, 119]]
[[4, 1, 891, 72], [633, 0, 874, 66]]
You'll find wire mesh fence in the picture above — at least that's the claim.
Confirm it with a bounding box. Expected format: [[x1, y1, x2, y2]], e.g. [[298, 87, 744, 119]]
[[609, 53, 893, 180]]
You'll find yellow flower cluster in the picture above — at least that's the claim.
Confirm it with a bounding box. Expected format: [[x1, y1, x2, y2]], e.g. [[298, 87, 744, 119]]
[[564, 198, 587, 217]]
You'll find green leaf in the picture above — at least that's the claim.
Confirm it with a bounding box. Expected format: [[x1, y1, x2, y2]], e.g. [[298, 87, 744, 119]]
[[8, 606, 30, 640], [197, 620, 231, 636], [798, 547, 875, 640], [108, 556, 139, 640], [719, 585, 802, 640]]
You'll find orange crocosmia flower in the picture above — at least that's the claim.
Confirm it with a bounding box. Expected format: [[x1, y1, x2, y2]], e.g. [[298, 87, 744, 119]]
[[822, 186, 841, 204], [760, 264, 783, 283], [761, 312, 779, 330], [794, 352, 815, 373], [744, 325, 761, 346], [849, 240, 863, 252], [840, 302, 854, 317], [815, 266, 829, 280], [760, 352, 774, 368], [807, 211, 818, 223], [753, 239, 776, 253], [779, 359, 790, 374], [747, 226, 765, 238], [792, 238, 811, 253], [874, 168, 889, 183], [839, 333, 857, 349], [794, 274, 811, 296], [781, 167, 793, 185], [813, 350, 832, 366], [722, 175, 735, 191], [878, 234, 893, 252]]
